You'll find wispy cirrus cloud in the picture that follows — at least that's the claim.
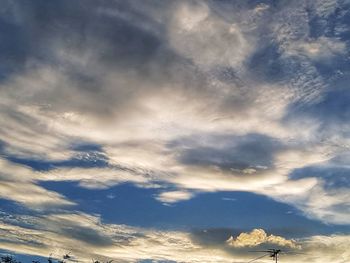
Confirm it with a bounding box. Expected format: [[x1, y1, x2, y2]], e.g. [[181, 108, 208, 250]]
[[0, 159, 74, 209]]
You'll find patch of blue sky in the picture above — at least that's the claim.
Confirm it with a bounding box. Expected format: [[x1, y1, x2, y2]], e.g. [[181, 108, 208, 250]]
[[285, 85, 350, 127], [291, 165, 350, 190], [38, 182, 350, 238]]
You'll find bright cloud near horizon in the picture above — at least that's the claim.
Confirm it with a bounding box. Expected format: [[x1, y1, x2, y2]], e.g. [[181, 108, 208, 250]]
[[0, 1, 350, 262]]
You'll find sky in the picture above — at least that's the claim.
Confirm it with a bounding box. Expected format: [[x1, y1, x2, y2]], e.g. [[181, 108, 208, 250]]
[[0, 0, 350, 262]]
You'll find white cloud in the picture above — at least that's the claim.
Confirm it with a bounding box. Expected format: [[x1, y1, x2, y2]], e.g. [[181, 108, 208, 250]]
[[168, 1, 252, 68], [155, 190, 194, 203], [0, 99, 73, 161], [0, 181, 74, 209], [295, 234, 350, 263], [253, 4, 270, 14], [312, 0, 339, 18], [38, 167, 150, 190], [293, 185, 350, 225], [285, 37, 346, 60], [0, 159, 74, 209], [227, 229, 298, 248]]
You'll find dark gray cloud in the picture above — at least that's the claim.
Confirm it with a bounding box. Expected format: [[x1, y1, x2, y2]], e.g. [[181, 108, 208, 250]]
[[0, 0, 171, 109], [0, 0, 176, 70], [191, 228, 240, 246], [170, 133, 283, 172], [58, 225, 114, 247]]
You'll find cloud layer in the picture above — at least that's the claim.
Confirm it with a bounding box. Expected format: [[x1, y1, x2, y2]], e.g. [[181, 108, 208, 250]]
[[0, 0, 350, 261], [0, 0, 349, 223], [0, 212, 350, 263]]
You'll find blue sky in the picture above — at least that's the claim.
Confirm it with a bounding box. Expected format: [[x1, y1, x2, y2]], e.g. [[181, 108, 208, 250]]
[[0, 0, 350, 262]]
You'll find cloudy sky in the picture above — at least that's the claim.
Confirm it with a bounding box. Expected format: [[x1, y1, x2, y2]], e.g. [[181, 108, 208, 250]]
[[0, 0, 350, 262]]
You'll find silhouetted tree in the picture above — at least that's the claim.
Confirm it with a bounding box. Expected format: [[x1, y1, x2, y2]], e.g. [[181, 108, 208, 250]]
[[0, 255, 21, 263], [0, 254, 114, 263]]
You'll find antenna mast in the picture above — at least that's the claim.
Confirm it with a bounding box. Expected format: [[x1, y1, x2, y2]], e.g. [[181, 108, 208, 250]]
[[248, 248, 305, 263], [248, 249, 281, 263]]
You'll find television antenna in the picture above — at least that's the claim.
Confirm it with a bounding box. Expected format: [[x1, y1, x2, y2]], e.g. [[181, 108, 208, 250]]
[[247, 248, 304, 263], [248, 249, 281, 263]]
